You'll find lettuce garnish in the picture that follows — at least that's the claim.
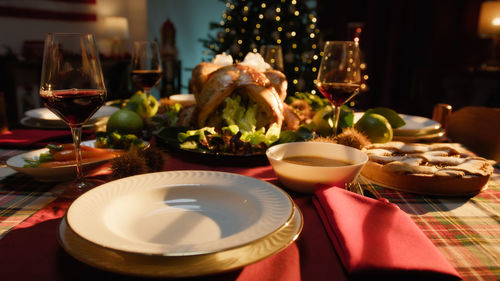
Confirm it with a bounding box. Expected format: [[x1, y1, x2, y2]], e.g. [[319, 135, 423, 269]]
[[178, 95, 281, 153], [221, 95, 280, 146]]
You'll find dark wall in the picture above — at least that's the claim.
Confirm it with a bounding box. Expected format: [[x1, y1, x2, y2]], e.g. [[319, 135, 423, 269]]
[[316, 0, 499, 117]]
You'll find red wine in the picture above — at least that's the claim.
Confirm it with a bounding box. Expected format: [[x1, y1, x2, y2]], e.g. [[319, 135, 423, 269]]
[[131, 70, 162, 90], [40, 90, 105, 125], [317, 82, 360, 106]]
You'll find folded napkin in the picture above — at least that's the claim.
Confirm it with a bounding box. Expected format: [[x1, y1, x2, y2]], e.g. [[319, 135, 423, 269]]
[[313, 187, 461, 281], [0, 129, 75, 148]]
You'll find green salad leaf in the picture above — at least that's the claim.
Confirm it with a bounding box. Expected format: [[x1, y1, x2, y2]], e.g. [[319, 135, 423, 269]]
[[174, 95, 283, 154], [152, 103, 183, 129], [222, 95, 258, 133], [222, 95, 281, 146], [178, 127, 218, 144], [95, 131, 145, 150], [286, 92, 330, 111]]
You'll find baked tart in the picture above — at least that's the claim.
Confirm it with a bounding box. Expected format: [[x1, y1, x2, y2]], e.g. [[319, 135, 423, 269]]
[[361, 142, 495, 195]]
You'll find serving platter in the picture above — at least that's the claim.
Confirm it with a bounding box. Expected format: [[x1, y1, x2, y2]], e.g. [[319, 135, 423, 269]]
[[58, 203, 302, 278], [155, 135, 269, 166], [6, 140, 122, 182], [66, 170, 294, 256]]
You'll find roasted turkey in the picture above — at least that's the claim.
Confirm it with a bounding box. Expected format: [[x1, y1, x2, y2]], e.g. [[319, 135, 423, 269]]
[[188, 61, 299, 130]]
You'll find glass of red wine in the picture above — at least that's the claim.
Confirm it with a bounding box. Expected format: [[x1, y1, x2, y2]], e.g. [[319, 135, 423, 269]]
[[131, 41, 162, 96], [40, 33, 106, 198], [316, 41, 361, 138]]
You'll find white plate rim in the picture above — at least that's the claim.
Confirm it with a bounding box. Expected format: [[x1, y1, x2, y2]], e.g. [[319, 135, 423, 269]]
[[25, 106, 118, 121], [66, 170, 294, 256], [58, 204, 303, 277], [354, 112, 441, 135], [392, 129, 446, 142], [5, 139, 118, 182], [20, 116, 106, 129]]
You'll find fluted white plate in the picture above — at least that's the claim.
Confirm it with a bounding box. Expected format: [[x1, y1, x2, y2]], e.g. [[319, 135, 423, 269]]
[[66, 170, 293, 256], [58, 204, 302, 277]]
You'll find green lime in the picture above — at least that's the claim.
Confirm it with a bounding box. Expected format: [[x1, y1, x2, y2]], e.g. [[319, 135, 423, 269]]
[[365, 107, 405, 129], [106, 109, 144, 135], [354, 113, 393, 143], [125, 91, 159, 119]]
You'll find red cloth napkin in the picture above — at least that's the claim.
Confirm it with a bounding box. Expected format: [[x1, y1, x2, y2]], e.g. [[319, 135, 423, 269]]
[[0, 129, 73, 148], [313, 186, 461, 280]]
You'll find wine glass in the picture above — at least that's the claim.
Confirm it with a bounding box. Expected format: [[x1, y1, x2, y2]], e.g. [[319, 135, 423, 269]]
[[40, 33, 106, 198], [316, 41, 361, 137], [131, 41, 162, 96]]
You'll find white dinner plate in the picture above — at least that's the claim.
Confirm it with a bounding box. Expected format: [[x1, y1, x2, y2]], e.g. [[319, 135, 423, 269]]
[[6, 140, 119, 182], [25, 106, 118, 121], [66, 170, 294, 256], [58, 204, 302, 277], [20, 116, 107, 129], [354, 112, 441, 136], [392, 129, 446, 142]]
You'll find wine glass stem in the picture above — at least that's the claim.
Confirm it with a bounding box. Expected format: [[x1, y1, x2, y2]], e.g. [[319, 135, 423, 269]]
[[332, 104, 341, 138], [70, 126, 85, 188]]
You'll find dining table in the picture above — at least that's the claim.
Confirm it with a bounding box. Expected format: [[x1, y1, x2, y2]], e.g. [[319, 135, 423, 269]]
[[0, 130, 498, 281]]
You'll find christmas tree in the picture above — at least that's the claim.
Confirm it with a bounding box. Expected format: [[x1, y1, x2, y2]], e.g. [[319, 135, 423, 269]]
[[199, 0, 320, 96]]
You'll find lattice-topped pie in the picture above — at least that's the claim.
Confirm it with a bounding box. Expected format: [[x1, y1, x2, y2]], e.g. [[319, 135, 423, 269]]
[[360, 142, 495, 195]]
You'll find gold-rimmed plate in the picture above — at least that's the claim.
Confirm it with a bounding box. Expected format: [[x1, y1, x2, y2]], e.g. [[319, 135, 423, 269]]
[[66, 171, 294, 256], [58, 203, 302, 278]]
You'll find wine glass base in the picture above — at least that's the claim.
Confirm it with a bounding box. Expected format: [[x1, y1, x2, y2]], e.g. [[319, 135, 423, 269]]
[[51, 178, 105, 199]]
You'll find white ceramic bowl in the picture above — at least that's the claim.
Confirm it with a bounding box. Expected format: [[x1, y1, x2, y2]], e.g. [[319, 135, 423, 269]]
[[266, 142, 368, 193], [169, 94, 196, 107]]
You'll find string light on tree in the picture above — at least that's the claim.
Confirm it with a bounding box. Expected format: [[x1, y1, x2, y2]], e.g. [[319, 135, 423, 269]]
[[200, 0, 320, 95]]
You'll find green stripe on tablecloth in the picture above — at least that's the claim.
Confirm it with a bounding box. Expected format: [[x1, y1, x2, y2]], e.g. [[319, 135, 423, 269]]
[[365, 176, 500, 281], [0, 170, 57, 238]]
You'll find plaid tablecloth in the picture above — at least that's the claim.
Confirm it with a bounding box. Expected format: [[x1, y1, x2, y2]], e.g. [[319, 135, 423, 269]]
[[361, 174, 500, 281], [0, 148, 499, 281]]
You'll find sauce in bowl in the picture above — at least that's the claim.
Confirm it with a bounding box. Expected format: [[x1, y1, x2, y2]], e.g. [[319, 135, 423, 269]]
[[282, 156, 354, 167]]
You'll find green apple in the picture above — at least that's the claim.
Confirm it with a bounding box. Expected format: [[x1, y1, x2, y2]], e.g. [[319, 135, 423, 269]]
[[125, 91, 159, 119]]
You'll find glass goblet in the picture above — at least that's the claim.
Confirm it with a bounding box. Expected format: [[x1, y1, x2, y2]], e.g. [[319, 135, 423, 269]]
[[131, 41, 162, 96], [40, 33, 107, 198], [316, 41, 361, 137]]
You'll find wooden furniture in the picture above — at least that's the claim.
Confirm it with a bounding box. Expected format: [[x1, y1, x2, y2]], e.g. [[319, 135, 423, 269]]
[[445, 106, 500, 162]]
